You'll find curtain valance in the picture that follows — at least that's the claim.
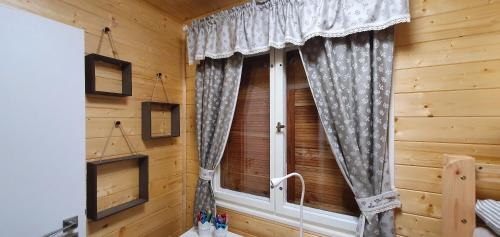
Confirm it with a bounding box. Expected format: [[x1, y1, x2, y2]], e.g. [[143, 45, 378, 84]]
[[185, 0, 410, 64]]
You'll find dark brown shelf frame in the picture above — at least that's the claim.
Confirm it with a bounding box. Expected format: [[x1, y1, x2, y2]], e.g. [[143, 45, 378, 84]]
[[86, 154, 148, 221], [142, 101, 180, 140], [85, 53, 132, 96]]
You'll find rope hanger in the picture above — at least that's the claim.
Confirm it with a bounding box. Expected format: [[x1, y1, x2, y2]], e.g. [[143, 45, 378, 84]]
[[97, 27, 119, 59], [150, 73, 171, 135], [150, 72, 169, 102], [99, 121, 137, 163]]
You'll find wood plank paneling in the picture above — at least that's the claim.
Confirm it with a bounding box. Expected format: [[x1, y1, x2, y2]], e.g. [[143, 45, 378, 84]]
[[395, 117, 500, 144], [394, 60, 500, 93], [395, 165, 442, 193], [95, 62, 124, 94], [0, 1, 187, 236], [96, 160, 140, 212], [396, 141, 500, 167], [396, 2, 500, 46], [88, 185, 182, 236], [218, 207, 327, 237], [394, 0, 500, 236], [476, 164, 500, 200], [407, 0, 497, 19], [146, 0, 246, 22], [151, 105, 173, 137], [398, 189, 442, 218], [395, 213, 442, 237], [395, 89, 500, 117], [394, 31, 500, 69]]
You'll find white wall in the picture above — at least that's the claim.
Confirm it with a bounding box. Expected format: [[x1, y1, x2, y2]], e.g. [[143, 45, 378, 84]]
[[0, 5, 86, 236]]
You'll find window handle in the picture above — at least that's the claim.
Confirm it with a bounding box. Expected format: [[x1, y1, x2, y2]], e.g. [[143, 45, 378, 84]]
[[276, 122, 286, 133]]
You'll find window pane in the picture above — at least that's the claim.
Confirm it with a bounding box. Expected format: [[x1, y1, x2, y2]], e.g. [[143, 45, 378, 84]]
[[221, 54, 270, 198], [285, 51, 359, 215]]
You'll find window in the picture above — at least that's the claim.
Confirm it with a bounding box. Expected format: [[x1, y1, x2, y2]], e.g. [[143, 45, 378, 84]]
[[285, 51, 359, 216], [221, 54, 271, 198], [214, 49, 362, 236]]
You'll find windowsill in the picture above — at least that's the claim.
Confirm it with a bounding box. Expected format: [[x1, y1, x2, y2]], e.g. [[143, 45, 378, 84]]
[[215, 198, 357, 237]]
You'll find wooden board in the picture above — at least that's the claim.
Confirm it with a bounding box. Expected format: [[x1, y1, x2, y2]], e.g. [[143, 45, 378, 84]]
[[398, 189, 442, 218], [476, 164, 500, 200], [395, 89, 500, 117], [406, 0, 497, 19], [218, 207, 326, 237], [394, 60, 500, 93], [150, 105, 173, 137], [394, 31, 500, 70], [395, 212, 442, 237], [395, 165, 442, 193], [396, 2, 500, 46], [96, 159, 140, 212], [395, 141, 500, 167], [395, 117, 500, 145], [94, 61, 124, 94], [145, 0, 246, 22], [442, 155, 476, 237]]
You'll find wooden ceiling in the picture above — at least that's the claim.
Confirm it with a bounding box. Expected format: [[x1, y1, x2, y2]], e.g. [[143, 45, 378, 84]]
[[146, 0, 248, 22]]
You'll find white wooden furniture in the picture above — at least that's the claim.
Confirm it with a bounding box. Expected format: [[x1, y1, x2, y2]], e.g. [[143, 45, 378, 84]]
[[180, 227, 242, 237]]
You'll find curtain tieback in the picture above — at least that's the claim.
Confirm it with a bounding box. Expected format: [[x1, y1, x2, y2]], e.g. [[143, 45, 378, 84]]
[[354, 190, 401, 236], [355, 190, 401, 222], [355, 190, 401, 220], [199, 167, 215, 181]]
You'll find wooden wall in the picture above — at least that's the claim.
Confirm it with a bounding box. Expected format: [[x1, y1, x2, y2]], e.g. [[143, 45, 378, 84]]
[[186, 1, 500, 237], [6, 0, 499, 236], [0, 0, 187, 236], [393, 0, 500, 236]]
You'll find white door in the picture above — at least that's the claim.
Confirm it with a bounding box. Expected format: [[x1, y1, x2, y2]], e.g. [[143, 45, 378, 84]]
[[0, 5, 86, 237]]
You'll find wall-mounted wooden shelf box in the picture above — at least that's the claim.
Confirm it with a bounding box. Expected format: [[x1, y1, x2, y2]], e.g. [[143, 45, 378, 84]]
[[85, 53, 132, 96], [86, 155, 148, 221], [142, 102, 180, 140]]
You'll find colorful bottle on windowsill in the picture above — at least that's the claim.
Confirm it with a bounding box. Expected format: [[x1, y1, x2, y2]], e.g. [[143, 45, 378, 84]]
[[214, 213, 228, 237], [197, 209, 212, 237], [196, 209, 229, 237]]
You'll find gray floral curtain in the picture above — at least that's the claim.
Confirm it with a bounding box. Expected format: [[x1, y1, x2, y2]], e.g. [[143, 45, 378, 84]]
[[193, 53, 243, 225], [299, 28, 400, 236]]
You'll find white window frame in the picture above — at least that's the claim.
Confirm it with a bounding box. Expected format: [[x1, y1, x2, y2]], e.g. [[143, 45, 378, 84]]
[[213, 48, 395, 237]]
